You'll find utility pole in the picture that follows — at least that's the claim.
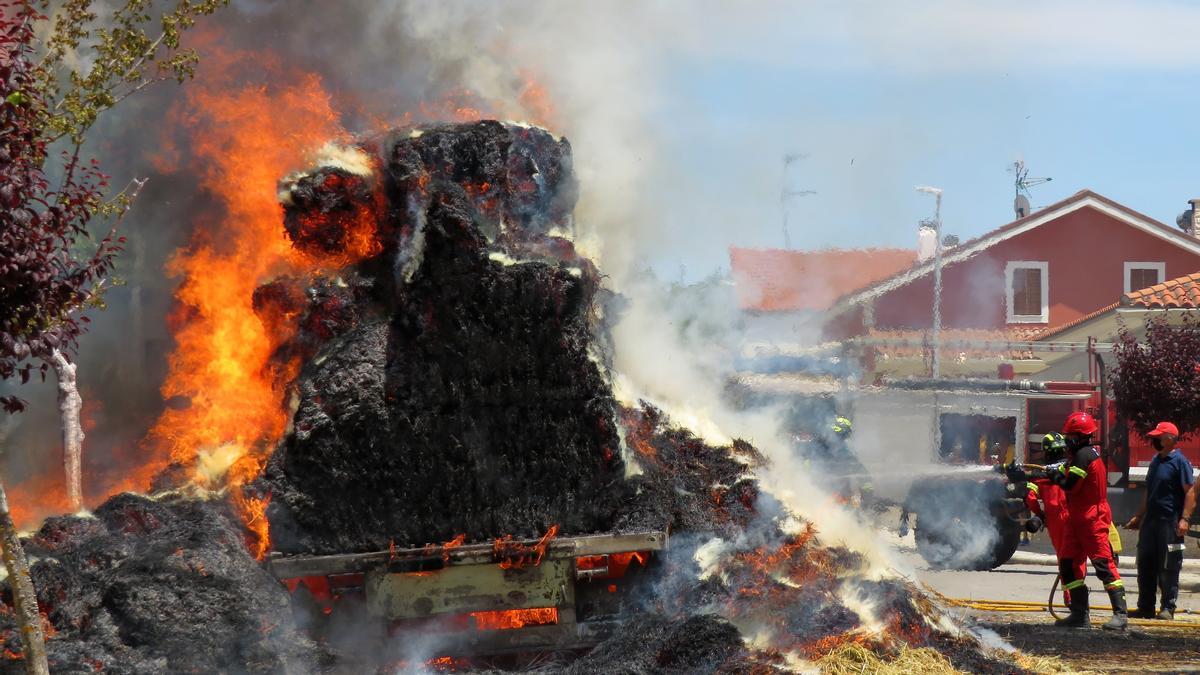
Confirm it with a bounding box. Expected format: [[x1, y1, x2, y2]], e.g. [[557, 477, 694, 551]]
[[780, 153, 816, 249], [915, 186, 943, 378]]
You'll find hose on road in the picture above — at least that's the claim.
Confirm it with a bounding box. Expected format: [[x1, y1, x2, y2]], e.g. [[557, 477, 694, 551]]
[[942, 595, 1200, 629]]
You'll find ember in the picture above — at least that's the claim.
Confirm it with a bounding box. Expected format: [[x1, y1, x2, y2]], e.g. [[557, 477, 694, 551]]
[[425, 655, 472, 671], [576, 551, 648, 579], [423, 533, 467, 562], [470, 607, 559, 631], [493, 524, 558, 569]]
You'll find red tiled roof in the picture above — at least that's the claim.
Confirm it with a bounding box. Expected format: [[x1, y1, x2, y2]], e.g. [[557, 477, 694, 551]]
[[729, 247, 917, 312], [1037, 302, 1121, 340], [1122, 271, 1200, 309], [827, 189, 1195, 312]]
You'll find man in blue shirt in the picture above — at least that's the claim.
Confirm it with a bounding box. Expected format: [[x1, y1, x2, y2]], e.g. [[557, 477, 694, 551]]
[[1125, 421, 1196, 620]]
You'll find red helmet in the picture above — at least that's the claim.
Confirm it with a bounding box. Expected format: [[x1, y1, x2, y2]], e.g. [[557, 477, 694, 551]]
[[1062, 412, 1098, 436]]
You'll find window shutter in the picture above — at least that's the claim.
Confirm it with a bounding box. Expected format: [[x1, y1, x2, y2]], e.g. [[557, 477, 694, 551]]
[[1129, 267, 1160, 292], [1012, 267, 1042, 317]]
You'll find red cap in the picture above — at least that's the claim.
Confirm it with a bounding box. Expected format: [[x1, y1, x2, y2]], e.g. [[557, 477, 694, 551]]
[[1147, 421, 1179, 437]]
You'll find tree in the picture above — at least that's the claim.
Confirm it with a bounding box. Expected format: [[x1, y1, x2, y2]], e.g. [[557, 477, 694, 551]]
[[1, 1, 225, 671], [1110, 313, 1200, 439]]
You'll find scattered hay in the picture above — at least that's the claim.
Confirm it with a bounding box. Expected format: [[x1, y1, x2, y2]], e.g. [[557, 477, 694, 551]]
[[1013, 652, 1096, 674], [817, 642, 959, 674]]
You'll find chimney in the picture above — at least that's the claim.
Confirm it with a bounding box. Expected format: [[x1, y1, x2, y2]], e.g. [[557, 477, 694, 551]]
[[1190, 199, 1200, 237], [917, 224, 937, 262]]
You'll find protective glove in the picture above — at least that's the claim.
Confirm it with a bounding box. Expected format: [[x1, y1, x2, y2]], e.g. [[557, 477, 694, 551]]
[[1004, 464, 1028, 485], [1025, 516, 1044, 534], [1025, 466, 1050, 481]]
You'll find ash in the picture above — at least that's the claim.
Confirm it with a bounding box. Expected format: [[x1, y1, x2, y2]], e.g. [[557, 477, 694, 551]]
[[1, 494, 312, 673]]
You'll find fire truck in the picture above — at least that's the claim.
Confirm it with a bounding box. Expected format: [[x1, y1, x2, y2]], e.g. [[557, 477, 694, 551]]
[[736, 336, 1199, 569]]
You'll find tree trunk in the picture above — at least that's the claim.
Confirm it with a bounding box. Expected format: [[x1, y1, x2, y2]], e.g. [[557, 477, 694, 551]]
[[0, 477, 49, 674], [49, 349, 83, 512]]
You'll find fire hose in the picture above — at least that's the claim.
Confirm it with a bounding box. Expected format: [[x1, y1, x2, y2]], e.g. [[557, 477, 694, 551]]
[[942, 590, 1200, 629]]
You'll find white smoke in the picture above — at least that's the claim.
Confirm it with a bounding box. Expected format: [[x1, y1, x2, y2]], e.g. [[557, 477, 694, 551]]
[[371, 0, 905, 565]]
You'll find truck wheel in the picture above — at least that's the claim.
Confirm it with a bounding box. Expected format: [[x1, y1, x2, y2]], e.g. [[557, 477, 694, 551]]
[[987, 519, 1022, 570], [915, 510, 1021, 570]]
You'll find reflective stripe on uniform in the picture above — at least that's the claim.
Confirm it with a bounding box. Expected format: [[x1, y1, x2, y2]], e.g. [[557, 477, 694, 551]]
[[1069, 466, 1087, 478], [1063, 579, 1086, 590], [1026, 482, 1039, 494], [1168, 543, 1186, 552], [1105, 580, 1124, 589]]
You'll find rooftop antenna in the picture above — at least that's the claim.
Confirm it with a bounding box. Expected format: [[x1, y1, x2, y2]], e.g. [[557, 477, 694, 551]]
[[781, 153, 816, 249], [1011, 160, 1051, 218]]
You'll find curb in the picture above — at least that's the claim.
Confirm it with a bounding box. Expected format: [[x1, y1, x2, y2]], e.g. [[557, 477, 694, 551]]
[[1008, 549, 1200, 572]]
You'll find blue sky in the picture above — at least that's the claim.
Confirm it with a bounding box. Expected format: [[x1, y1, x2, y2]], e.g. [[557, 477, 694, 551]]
[[623, 1, 1200, 280]]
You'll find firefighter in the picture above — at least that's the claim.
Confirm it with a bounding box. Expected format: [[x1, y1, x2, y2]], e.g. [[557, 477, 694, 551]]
[[825, 415, 874, 511], [1019, 433, 1085, 606], [1124, 421, 1196, 620], [1047, 411, 1127, 630]]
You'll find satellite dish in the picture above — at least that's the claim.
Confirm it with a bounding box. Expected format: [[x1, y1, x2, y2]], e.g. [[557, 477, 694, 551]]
[[1014, 194, 1031, 218], [1177, 208, 1194, 233]]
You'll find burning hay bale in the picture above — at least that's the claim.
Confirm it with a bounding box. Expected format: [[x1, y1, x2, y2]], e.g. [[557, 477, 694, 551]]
[[262, 122, 624, 554], [0, 493, 311, 673], [243, 121, 1030, 672], [615, 403, 764, 537]]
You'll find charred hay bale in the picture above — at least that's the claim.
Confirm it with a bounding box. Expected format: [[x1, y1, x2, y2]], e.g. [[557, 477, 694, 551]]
[[614, 404, 761, 537], [384, 121, 577, 248], [253, 272, 375, 372], [1, 493, 311, 673], [566, 613, 750, 674], [263, 184, 624, 553]]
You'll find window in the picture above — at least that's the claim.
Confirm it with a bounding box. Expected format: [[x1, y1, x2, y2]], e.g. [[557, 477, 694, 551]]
[[1005, 261, 1048, 323], [1124, 262, 1165, 294]]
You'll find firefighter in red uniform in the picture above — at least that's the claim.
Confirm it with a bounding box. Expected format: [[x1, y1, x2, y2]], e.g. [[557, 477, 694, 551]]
[[1020, 432, 1085, 606], [1047, 412, 1127, 629]]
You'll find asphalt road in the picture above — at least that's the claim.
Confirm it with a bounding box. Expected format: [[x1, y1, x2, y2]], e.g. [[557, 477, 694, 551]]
[[882, 525, 1200, 672]]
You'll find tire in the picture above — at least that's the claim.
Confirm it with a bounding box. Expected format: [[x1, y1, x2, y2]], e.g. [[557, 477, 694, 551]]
[[910, 479, 1022, 570], [987, 518, 1022, 569]]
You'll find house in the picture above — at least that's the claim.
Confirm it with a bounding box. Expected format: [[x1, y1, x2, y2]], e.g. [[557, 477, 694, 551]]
[[732, 190, 1200, 379], [822, 189, 1200, 341]]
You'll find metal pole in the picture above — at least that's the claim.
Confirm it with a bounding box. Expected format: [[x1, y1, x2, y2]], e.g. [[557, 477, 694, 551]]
[[916, 186, 944, 378], [932, 191, 943, 378]]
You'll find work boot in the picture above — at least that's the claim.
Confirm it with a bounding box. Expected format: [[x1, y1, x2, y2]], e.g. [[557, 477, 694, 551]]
[[1055, 585, 1090, 627], [1127, 607, 1155, 619], [1102, 586, 1128, 631], [1156, 608, 1174, 621]]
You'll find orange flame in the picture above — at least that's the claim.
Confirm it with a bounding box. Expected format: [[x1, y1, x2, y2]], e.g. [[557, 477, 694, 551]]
[[422, 533, 466, 563], [138, 45, 376, 558], [470, 607, 558, 631], [516, 70, 556, 128], [576, 551, 648, 579], [493, 524, 559, 569], [425, 656, 471, 671]]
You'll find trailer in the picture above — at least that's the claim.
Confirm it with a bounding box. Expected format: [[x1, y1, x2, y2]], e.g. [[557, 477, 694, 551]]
[[266, 529, 669, 657]]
